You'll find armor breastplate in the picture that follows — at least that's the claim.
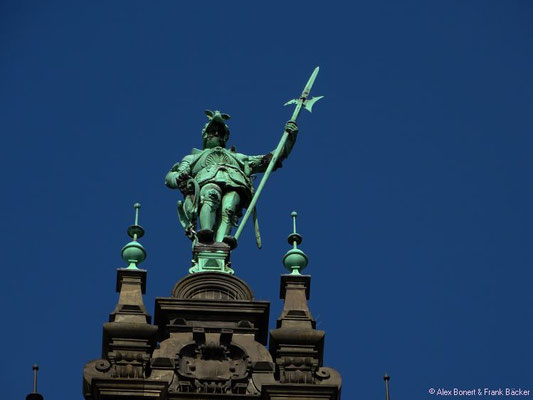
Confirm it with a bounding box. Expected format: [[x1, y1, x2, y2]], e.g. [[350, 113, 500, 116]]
[[194, 147, 238, 171], [191, 147, 251, 190]]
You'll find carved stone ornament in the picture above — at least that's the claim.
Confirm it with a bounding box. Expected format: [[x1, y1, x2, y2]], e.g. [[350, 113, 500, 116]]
[[172, 339, 252, 394]]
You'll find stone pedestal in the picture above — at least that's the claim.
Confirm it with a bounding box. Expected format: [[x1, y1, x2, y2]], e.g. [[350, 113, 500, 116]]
[[83, 271, 342, 400], [190, 242, 234, 274], [151, 272, 275, 396]]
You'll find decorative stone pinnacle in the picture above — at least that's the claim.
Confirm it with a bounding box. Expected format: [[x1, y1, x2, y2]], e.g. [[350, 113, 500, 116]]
[[282, 211, 308, 275], [121, 203, 146, 270]]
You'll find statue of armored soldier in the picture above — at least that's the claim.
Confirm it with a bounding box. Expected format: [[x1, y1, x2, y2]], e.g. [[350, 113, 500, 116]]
[[165, 67, 321, 275], [165, 110, 298, 249]]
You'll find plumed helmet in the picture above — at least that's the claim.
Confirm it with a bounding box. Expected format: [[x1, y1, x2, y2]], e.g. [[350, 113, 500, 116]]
[[202, 109, 231, 147]]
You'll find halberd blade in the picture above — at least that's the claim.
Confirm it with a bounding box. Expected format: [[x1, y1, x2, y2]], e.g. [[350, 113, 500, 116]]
[[301, 66, 320, 99], [303, 96, 324, 113], [284, 99, 298, 106], [234, 66, 322, 241]]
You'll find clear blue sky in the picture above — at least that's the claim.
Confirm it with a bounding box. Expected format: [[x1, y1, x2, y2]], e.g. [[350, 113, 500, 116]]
[[2, 1, 532, 399]]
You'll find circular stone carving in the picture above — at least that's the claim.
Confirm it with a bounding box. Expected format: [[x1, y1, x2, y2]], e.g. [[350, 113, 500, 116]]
[[316, 368, 331, 379], [172, 272, 254, 300], [95, 359, 111, 372]]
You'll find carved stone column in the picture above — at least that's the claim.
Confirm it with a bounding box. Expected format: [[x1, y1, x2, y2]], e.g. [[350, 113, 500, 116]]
[[265, 274, 341, 400], [83, 269, 163, 399]]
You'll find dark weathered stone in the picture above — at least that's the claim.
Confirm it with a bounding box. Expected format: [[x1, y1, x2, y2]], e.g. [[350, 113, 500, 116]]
[[84, 269, 341, 399], [26, 394, 44, 400], [83, 268, 160, 399], [172, 272, 254, 300], [155, 274, 270, 344], [269, 275, 341, 393], [150, 272, 276, 397], [261, 383, 340, 400]]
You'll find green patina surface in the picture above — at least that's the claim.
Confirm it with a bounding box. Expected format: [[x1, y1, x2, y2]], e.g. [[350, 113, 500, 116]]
[[164, 67, 321, 274], [121, 203, 146, 269], [283, 211, 308, 275], [165, 111, 297, 247], [189, 251, 234, 275]]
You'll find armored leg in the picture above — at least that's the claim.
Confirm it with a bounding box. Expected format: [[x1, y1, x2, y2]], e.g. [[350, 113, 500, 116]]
[[216, 191, 241, 243], [199, 183, 222, 232]]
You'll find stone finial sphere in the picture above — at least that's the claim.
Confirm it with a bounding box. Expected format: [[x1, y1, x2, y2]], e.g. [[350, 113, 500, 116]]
[[121, 241, 146, 264]]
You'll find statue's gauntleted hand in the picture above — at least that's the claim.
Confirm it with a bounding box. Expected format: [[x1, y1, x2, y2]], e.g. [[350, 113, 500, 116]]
[[284, 121, 298, 137], [177, 172, 191, 194]]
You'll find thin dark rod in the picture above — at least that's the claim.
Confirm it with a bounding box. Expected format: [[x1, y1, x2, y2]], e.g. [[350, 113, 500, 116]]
[[33, 364, 39, 392], [384, 374, 390, 400]]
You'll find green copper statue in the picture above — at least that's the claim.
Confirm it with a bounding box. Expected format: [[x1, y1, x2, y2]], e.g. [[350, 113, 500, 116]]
[[165, 67, 321, 271], [165, 110, 298, 248]]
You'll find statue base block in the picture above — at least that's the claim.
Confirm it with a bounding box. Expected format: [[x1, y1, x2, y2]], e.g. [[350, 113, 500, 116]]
[[190, 241, 234, 274]]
